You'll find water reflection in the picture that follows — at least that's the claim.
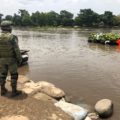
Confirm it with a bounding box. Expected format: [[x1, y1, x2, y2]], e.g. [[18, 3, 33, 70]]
[[18, 64, 29, 76], [116, 46, 120, 52], [88, 43, 117, 55]]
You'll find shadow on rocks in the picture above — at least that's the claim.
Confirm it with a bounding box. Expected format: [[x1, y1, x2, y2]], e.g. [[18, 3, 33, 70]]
[[5, 91, 28, 100]]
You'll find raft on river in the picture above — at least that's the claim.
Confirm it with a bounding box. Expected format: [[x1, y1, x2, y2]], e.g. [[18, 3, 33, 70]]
[[20, 50, 29, 66], [88, 33, 120, 45]]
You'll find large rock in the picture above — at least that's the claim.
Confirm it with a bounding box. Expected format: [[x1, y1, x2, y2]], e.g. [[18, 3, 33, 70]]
[[23, 81, 65, 98], [38, 81, 65, 98], [41, 86, 65, 99], [22, 81, 41, 95], [24, 81, 55, 90], [55, 101, 88, 120], [33, 93, 57, 103], [22, 87, 35, 95], [38, 81, 55, 88], [0, 115, 29, 120], [24, 81, 41, 89], [95, 99, 113, 118], [23, 81, 44, 91]]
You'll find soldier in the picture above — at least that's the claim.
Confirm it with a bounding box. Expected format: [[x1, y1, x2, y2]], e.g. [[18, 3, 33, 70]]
[[0, 20, 22, 97]]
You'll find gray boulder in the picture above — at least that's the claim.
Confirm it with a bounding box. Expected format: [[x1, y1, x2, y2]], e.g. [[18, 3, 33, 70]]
[[95, 99, 113, 118]]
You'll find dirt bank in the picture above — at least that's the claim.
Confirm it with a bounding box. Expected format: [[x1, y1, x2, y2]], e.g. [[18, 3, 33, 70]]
[[0, 77, 73, 120]]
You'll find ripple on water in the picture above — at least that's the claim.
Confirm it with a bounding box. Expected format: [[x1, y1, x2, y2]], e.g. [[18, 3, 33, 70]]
[[16, 28, 120, 120]]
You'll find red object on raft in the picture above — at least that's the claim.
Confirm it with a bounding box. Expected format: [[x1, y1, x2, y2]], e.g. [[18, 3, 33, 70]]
[[116, 39, 120, 45]]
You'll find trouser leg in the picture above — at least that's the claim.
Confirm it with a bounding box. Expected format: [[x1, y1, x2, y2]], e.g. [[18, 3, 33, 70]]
[[9, 62, 18, 88], [9, 63, 22, 97], [0, 73, 8, 96], [0, 65, 8, 85], [0, 65, 8, 96], [0, 73, 7, 86], [11, 72, 22, 97], [11, 72, 18, 88]]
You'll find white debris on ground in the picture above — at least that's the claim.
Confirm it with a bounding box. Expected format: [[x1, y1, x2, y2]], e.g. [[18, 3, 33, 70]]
[[55, 100, 88, 120]]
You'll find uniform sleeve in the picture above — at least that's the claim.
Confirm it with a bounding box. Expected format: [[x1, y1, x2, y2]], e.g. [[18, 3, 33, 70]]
[[12, 35, 22, 64]]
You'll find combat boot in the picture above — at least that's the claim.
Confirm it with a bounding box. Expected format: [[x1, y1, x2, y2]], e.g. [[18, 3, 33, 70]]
[[1, 85, 8, 96], [11, 85, 22, 97]]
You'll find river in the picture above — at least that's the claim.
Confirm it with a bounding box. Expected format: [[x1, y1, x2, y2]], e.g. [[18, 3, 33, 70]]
[[14, 28, 120, 120]]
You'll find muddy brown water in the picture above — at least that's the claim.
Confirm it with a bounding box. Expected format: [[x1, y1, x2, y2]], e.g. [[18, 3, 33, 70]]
[[14, 28, 120, 119]]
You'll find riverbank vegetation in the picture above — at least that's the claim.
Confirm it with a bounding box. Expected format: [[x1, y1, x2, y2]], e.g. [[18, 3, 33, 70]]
[[0, 9, 120, 27]]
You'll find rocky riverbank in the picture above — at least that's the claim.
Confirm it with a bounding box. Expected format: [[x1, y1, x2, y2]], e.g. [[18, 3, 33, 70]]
[[0, 75, 113, 120]]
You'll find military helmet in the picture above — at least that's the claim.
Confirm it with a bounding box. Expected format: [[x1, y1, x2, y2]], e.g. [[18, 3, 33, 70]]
[[0, 20, 12, 31], [1, 20, 12, 27]]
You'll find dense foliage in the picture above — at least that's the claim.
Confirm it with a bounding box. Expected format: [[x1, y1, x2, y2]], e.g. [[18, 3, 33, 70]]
[[88, 33, 120, 45], [1, 9, 120, 27]]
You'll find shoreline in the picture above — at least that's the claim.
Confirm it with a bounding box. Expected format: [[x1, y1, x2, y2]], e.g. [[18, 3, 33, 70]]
[[12, 26, 120, 31], [0, 75, 113, 120]]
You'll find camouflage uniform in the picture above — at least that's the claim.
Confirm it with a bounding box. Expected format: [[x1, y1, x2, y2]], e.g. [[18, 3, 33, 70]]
[[0, 20, 22, 96]]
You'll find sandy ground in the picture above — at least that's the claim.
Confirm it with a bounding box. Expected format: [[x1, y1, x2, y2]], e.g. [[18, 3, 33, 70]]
[[0, 81, 73, 120]]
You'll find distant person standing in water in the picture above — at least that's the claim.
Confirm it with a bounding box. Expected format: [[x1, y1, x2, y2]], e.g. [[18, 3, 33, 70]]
[[0, 20, 22, 97]]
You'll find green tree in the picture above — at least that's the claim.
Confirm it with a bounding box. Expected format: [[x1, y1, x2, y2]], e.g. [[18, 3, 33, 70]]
[[13, 14, 21, 26], [115, 15, 120, 26], [31, 11, 40, 26], [1, 9, 119, 28], [31, 11, 58, 26], [38, 12, 48, 26], [46, 11, 59, 26], [75, 9, 99, 27], [101, 11, 116, 27], [19, 9, 32, 26], [59, 10, 74, 26]]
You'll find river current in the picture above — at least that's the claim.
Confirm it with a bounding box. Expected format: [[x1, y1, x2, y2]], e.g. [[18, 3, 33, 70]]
[[14, 28, 120, 120]]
